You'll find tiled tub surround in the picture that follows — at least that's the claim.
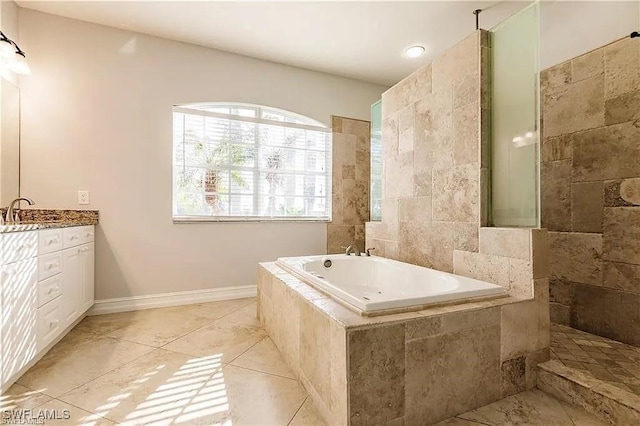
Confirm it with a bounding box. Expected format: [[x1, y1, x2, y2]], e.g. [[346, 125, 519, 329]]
[[328, 116, 371, 254], [540, 36, 640, 346], [364, 31, 550, 301], [281, 29, 552, 424], [258, 258, 550, 426], [366, 30, 491, 271]]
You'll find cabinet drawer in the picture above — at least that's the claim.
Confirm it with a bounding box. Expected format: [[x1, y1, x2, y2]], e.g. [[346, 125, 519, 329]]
[[2, 231, 38, 264], [38, 296, 62, 351], [38, 274, 62, 307], [39, 229, 64, 255], [80, 226, 95, 244], [38, 252, 63, 281], [63, 226, 95, 248], [63, 227, 83, 248]]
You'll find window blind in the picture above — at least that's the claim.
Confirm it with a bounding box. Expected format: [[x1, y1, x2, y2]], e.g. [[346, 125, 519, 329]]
[[172, 104, 332, 221]]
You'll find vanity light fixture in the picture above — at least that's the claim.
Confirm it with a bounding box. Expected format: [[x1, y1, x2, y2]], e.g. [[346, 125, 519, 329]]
[[404, 45, 425, 58], [0, 31, 30, 75]]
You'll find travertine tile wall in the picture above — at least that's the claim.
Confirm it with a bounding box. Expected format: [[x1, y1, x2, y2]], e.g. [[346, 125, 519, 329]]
[[328, 117, 371, 254], [366, 31, 490, 271], [365, 30, 547, 300], [541, 36, 640, 346]]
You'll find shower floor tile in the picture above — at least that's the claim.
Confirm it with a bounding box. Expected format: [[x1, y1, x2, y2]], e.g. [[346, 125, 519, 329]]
[[550, 323, 640, 396]]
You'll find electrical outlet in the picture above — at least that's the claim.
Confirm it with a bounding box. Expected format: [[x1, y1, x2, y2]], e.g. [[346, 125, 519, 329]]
[[78, 190, 90, 205]]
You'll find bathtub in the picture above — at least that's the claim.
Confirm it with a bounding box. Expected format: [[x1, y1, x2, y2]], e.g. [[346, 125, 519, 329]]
[[275, 254, 506, 314]]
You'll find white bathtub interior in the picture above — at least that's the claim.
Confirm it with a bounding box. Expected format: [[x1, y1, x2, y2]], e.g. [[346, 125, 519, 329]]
[[275, 255, 507, 313]]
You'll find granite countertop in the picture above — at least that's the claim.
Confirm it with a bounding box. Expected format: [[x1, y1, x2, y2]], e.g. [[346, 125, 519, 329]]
[[0, 220, 98, 233], [0, 209, 99, 233]]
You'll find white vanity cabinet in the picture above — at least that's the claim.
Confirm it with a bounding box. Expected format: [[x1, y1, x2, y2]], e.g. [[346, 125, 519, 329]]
[[0, 225, 95, 393], [0, 231, 38, 391], [61, 243, 95, 329]]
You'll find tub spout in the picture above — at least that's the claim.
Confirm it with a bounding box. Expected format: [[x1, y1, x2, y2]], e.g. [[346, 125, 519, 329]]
[[341, 245, 361, 256]]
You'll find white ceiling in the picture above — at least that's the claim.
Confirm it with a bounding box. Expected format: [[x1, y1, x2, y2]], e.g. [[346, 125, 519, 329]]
[[16, 1, 531, 86]]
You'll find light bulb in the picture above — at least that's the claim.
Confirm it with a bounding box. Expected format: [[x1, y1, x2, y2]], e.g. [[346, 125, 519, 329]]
[[405, 45, 426, 58], [10, 53, 30, 75], [0, 41, 14, 59]]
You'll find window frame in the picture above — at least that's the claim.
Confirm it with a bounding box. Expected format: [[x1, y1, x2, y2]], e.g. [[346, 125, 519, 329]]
[[172, 103, 333, 223]]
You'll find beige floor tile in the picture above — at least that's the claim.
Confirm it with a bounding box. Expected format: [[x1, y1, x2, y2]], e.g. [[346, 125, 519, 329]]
[[162, 317, 266, 363], [196, 364, 307, 426], [33, 399, 116, 425], [59, 351, 305, 426], [0, 383, 52, 411], [76, 311, 150, 336], [457, 389, 597, 425], [59, 348, 224, 425], [17, 333, 154, 397], [219, 302, 260, 327], [104, 310, 214, 347], [230, 337, 296, 379], [162, 297, 256, 320], [289, 398, 326, 426]]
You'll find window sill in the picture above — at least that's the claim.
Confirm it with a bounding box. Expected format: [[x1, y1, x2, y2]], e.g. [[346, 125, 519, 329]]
[[173, 216, 332, 224]]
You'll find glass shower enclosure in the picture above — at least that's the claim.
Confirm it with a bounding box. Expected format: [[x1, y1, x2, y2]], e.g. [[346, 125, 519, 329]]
[[490, 2, 540, 227]]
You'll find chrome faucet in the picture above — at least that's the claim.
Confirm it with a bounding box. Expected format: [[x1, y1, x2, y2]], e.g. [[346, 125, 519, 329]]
[[342, 245, 361, 256], [5, 197, 35, 224]]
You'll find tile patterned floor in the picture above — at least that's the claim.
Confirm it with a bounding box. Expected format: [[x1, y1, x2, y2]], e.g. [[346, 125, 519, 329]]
[[0, 298, 607, 425], [2, 298, 325, 425], [550, 322, 640, 395], [436, 389, 607, 426]]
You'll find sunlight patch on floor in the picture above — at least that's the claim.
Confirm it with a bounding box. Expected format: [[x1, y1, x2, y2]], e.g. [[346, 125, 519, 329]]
[[85, 353, 230, 425]]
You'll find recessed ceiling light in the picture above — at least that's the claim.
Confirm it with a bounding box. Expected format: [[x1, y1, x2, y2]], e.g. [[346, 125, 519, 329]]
[[405, 45, 425, 58]]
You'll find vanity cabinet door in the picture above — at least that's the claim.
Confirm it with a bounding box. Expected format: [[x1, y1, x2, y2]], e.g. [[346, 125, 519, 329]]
[[0, 257, 38, 388], [80, 243, 94, 312], [61, 247, 82, 327]]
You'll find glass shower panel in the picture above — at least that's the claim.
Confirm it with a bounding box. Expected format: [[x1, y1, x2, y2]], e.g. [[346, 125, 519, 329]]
[[490, 3, 540, 227], [370, 100, 382, 222]]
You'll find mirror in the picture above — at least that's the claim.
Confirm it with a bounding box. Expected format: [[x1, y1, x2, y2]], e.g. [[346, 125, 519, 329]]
[[0, 78, 20, 205]]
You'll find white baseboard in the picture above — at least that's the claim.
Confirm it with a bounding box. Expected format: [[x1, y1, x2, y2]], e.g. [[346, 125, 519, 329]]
[[88, 285, 257, 316]]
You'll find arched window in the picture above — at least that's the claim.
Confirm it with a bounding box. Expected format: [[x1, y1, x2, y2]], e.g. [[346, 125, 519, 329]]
[[172, 103, 332, 221]]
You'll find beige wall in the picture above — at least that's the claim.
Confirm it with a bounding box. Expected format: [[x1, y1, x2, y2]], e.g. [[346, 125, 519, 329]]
[[18, 9, 386, 300], [327, 116, 370, 254], [541, 36, 640, 346], [539, 0, 640, 70]]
